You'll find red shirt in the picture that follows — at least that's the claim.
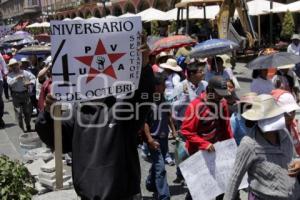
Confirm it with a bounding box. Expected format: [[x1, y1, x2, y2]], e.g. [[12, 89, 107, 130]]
[[38, 79, 52, 111], [181, 92, 233, 154]]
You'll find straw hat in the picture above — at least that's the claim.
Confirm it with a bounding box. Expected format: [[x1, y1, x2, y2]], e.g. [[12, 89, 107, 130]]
[[291, 34, 300, 40], [276, 92, 300, 113], [160, 58, 182, 72], [218, 54, 232, 68], [20, 57, 30, 63], [238, 92, 258, 104], [7, 58, 20, 67], [156, 51, 171, 60], [277, 64, 294, 70], [242, 94, 284, 121]]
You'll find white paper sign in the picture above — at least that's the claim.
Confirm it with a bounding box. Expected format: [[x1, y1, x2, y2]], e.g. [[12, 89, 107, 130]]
[[50, 17, 142, 102], [179, 139, 248, 200]]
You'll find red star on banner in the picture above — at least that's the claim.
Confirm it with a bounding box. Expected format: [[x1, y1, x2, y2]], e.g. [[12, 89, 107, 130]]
[[75, 39, 126, 83]]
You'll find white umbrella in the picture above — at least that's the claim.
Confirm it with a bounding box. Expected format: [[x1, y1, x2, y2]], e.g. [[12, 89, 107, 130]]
[[39, 22, 50, 27], [272, 1, 300, 13], [119, 12, 136, 18], [26, 23, 40, 28], [247, 0, 285, 16], [63, 18, 72, 21], [104, 15, 117, 19], [166, 6, 219, 21], [137, 7, 168, 21], [73, 17, 84, 20], [88, 17, 101, 20]]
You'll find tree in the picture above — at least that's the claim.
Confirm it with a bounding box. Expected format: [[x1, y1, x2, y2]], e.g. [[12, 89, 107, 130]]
[[280, 10, 295, 40], [151, 21, 160, 36]]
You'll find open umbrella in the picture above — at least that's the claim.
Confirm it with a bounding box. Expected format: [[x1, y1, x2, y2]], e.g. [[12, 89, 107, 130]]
[[246, 52, 300, 69], [17, 45, 51, 55], [151, 35, 196, 55], [190, 39, 239, 58], [13, 31, 31, 36]]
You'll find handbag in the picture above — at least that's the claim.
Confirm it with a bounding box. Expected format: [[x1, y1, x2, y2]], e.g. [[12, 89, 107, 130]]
[[174, 134, 189, 165]]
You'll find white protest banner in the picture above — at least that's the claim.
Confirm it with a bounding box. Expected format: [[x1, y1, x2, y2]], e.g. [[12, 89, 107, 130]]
[[50, 17, 142, 102], [179, 139, 248, 200]]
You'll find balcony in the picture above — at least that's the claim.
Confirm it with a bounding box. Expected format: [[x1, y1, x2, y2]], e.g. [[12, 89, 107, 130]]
[[24, 0, 41, 14]]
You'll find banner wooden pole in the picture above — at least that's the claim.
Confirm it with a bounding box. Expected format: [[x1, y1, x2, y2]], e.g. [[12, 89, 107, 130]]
[[54, 104, 63, 189]]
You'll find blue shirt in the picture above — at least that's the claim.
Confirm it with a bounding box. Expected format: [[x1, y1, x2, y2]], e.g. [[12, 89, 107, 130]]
[[230, 112, 248, 145]]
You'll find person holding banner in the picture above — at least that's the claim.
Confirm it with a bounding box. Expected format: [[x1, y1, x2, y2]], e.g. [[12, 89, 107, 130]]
[[35, 43, 155, 200], [224, 94, 300, 200], [181, 75, 233, 200]]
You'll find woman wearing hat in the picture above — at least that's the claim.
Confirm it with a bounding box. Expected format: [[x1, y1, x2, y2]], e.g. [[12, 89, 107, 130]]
[[272, 89, 300, 156], [160, 58, 182, 101], [251, 69, 274, 95], [272, 64, 300, 102], [230, 92, 257, 145], [224, 94, 300, 200]]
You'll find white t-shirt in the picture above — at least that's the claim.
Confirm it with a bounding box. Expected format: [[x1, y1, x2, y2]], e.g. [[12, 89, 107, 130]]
[[251, 77, 274, 95], [165, 73, 181, 100], [287, 43, 300, 56]]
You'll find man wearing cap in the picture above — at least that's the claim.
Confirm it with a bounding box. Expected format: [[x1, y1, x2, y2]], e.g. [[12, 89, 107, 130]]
[[181, 75, 233, 153], [181, 76, 233, 200], [7, 58, 36, 132], [0, 52, 8, 128], [287, 34, 300, 56]]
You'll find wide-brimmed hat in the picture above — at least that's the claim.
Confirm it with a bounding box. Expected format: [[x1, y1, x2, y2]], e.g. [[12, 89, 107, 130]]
[[291, 34, 300, 40], [160, 58, 182, 72], [218, 54, 232, 68], [208, 76, 230, 97], [277, 64, 294, 70], [242, 94, 284, 121], [20, 57, 30, 63], [276, 92, 300, 113], [237, 92, 258, 104], [156, 51, 171, 60], [7, 58, 20, 67]]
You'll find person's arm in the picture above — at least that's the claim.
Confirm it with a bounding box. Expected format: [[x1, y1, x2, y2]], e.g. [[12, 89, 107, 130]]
[[144, 122, 160, 150], [7, 74, 21, 86], [35, 94, 74, 153], [25, 70, 36, 85], [230, 114, 239, 143], [181, 101, 212, 151], [168, 112, 177, 138], [224, 140, 255, 200], [37, 66, 50, 82]]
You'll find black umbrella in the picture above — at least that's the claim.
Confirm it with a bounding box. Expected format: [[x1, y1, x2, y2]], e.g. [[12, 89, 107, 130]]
[[246, 52, 300, 69]]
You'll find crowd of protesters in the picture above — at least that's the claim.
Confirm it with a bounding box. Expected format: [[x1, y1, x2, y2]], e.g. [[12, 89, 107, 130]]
[[0, 48, 52, 132], [1, 30, 300, 200]]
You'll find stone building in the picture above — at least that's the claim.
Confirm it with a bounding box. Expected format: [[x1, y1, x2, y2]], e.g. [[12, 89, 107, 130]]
[[0, 0, 42, 24]]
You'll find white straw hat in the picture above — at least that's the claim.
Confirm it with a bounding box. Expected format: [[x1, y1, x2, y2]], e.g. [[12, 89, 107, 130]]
[[7, 58, 20, 67], [160, 58, 182, 72], [242, 94, 284, 121], [276, 92, 300, 113], [277, 64, 294, 70]]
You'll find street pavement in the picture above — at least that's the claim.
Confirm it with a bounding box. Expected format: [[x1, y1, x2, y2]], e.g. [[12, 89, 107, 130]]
[[0, 63, 252, 200]]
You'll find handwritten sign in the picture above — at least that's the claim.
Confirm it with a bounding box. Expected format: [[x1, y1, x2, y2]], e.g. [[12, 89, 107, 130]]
[[179, 139, 248, 200], [50, 17, 142, 102]]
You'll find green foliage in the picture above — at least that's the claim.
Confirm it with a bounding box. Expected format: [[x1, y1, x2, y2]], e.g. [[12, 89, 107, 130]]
[[281, 10, 295, 40], [0, 155, 37, 200], [151, 21, 160, 36], [169, 21, 177, 34]]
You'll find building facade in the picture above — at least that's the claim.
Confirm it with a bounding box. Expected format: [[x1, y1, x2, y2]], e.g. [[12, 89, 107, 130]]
[[0, 0, 42, 24], [0, 0, 299, 23]]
